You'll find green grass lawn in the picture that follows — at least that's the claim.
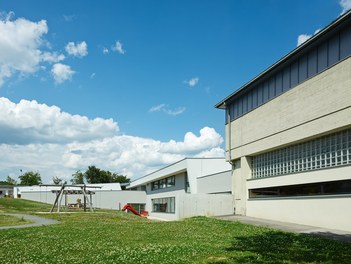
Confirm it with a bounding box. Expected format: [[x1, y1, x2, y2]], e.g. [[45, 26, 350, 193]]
[[0, 214, 33, 226], [0, 198, 350, 263]]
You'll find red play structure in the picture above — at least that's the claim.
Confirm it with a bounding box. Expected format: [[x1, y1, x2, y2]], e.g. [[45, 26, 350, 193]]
[[122, 204, 148, 218]]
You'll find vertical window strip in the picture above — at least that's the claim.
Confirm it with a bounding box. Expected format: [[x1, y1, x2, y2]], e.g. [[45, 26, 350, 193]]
[[251, 129, 351, 178]]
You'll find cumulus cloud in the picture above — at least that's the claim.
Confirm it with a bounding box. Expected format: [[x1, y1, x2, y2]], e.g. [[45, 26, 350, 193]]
[[112, 41, 125, 54], [0, 97, 118, 144], [65, 41, 88, 57], [0, 97, 224, 183], [149, 104, 186, 116], [340, 0, 351, 14], [0, 13, 48, 86], [297, 29, 320, 46], [184, 77, 199, 87], [51, 63, 75, 84]]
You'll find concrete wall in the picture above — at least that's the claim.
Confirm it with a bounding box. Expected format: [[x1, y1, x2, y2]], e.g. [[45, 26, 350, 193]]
[[178, 193, 235, 219], [145, 190, 235, 221], [247, 196, 351, 232], [197, 170, 231, 194], [226, 57, 351, 160], [21, 190, 146, 210]]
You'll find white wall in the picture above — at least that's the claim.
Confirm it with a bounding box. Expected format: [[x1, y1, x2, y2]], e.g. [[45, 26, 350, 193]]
[[178, 193, 235, 219], [197, 170, 232, 194], [146, 190, 235, 221], [247, 197, 351, 232]]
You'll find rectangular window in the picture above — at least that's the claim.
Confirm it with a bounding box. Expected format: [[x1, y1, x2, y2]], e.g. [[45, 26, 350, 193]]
[[249, 179, 351, 199], [251, 129, 351, 179], [151, 175, 175, 190], [152, 197, 175, 213], [185, 175, 190, 193], [166, 176, 175, 187]]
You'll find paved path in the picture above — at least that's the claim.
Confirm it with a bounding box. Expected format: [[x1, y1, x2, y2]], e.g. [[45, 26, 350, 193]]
[[0, 214, 59, 230], [215, 215, 351, 243]]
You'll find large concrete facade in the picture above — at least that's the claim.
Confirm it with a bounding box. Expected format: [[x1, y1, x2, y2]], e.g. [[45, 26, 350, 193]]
[[217, 11, 351, 231]]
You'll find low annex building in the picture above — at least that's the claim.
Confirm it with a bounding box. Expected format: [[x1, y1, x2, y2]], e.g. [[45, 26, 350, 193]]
[[215, 10, 351, 231], [128, 158, 233, 221]]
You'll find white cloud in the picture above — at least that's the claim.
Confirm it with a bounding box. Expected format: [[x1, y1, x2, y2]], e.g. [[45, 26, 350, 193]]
[[63, 15, 75, 22], [41, 51, 65, 63], [149, 104, 186, 116], [65, 41, 88, 57], [340, 0, 351, 14], [0, 97, 224, 183], [0, 13, 48, 86], [184, 77, 199, 87], [102, 47, 109, 54], [297, 29, 320, 46], [112, 41, 125, 54], [51, 63, 75, 84], [0, 97, 118, 144]]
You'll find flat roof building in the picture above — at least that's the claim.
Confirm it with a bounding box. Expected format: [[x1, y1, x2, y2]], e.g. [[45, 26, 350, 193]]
[[128, 158, 233, 221], [216, 10, 351, 232]]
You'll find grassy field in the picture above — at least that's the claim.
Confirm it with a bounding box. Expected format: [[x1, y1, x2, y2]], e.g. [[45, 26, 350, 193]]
[[0, 199, 351, 263], [0, 214, 33, 226]]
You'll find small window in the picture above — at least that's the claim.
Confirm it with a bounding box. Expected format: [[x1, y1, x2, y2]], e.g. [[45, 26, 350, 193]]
[[167, 176, 175, 187]]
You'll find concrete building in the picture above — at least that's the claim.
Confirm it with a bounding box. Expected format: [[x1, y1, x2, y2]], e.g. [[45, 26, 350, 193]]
[[128, 158, 234, 220], [215, 11, 351, 231]]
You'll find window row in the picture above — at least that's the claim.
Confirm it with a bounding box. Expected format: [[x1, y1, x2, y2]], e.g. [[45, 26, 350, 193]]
[[151, 176, 175, 191], [226, 25, 351, 123], [152, 197, 175, 213], [252, 129, 351, 179], [249, 179, 351, 198]]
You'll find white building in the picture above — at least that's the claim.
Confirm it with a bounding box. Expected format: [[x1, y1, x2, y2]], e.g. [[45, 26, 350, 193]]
[[15, 183, 146, 211], [128, 158, 234, 221], [215, 10, 351, 231]]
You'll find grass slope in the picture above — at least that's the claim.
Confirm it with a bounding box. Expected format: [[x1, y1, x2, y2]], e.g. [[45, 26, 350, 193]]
[[0, 198, 351, 263]]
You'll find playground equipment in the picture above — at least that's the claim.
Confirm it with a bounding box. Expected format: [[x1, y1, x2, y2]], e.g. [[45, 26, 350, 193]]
[[122, 204, 148, 218]]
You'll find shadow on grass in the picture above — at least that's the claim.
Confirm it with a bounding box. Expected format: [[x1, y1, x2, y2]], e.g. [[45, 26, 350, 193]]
[[225, 230, 351, 264]]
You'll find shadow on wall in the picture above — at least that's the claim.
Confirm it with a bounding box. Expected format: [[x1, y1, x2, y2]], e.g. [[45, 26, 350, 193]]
[[225, 230, 351, 263]]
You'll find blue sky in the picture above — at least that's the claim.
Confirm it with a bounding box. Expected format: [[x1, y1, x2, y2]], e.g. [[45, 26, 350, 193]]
[[0, 0, 350, 183]]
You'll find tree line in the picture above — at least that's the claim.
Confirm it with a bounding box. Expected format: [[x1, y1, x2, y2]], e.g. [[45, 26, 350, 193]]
[[0, 166, 130, 186]]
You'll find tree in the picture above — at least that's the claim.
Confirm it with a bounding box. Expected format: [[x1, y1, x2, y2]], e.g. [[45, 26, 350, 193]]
[[71, 170, 84, 184], [84, 166, 111, 183], [111, 174, 130, 184], [53, 176, 66, 185], [81, 166, 131, 184], [6, 176, 17, 185], [19, 171, 42, 186]]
